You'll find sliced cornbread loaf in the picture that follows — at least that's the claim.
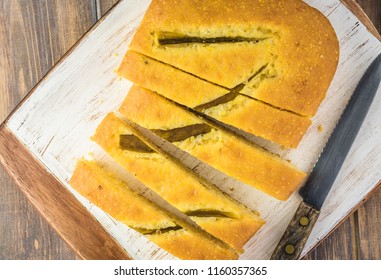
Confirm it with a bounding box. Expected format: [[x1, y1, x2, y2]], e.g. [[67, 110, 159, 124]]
[[70, 160, 238, 260], [118, 51, 311, 148], [119, 85, 306, 200], [92, 113, 265, 251], [128, 0, 339, 116]]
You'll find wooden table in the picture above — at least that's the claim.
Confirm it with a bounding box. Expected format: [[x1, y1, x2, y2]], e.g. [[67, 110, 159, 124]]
[[0, 0, 380, 260]]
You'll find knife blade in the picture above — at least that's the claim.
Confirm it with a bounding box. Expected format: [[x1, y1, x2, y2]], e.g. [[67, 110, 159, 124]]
[[271, 52, 381, 260]]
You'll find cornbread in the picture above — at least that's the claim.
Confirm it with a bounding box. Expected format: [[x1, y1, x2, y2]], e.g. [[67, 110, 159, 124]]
[[118, 51, 312, 148], [119, 85, 306, 200], [70, 0, 340, 259], [92, 113, 265, 251], [70, 160, 239, 260], [128, 0, 339, 116]]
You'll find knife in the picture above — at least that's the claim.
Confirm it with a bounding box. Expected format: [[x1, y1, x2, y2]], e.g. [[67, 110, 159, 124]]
[[271, 53, 381, 260]]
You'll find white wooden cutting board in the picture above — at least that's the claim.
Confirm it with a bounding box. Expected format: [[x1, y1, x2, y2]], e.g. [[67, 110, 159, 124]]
[[0, 0, 380, 260]]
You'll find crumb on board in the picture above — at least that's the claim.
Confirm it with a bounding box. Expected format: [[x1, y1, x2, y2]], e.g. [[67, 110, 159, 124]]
[[318, 125, 324, 132]]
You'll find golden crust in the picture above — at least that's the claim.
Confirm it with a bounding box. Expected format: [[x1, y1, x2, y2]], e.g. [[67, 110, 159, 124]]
[[120, 86, 306, 200], [92, 113, 265, 251], [70, 160, 172, 228], [148, 229, 237, 260], [204, 95, 311, 149], [119, 84, 203, 130], [118, 51, 229, 109], [118, 51, 311, 148], [129, 0, 339, 116], [70, 160, 238, 260]]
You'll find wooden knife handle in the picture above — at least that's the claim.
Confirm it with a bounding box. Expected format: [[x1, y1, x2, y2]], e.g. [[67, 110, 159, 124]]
[[270, 201, 320, 260]]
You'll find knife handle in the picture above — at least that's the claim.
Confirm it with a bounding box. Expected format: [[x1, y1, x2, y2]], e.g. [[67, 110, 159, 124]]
[[270, 201, 320, 260]]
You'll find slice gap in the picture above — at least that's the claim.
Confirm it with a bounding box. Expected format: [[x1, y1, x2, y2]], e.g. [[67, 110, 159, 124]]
[[156, 31, 270, 46]]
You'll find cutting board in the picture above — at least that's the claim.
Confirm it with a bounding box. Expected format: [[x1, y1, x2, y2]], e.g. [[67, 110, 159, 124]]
[[0, 0, 380, 260]]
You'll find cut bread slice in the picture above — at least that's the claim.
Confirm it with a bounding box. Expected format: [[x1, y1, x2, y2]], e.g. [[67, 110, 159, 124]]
[[92, 113, 265, 252], [118, 51, 311, 148], [128, 0, 339, 116], [119, 85, 306, 200], [70, 160, 239, 260]]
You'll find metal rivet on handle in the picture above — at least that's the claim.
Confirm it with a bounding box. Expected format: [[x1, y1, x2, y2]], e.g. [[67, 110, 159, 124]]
[[299, 216, 310, 227], [285, 245, 295, 255]]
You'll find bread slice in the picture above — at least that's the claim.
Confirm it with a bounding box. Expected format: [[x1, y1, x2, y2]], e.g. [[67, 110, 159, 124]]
[[119, 85, 306, 200], [118, 51, 312, 148], [128, 0, 339, 116], [92, 113, 265, 252], [70, 160, 239, 260]]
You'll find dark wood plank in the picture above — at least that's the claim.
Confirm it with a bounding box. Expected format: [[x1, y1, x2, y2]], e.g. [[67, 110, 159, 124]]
[[357, 189, 381, 259], [0, 0, 97, 260], [97, 0, 119, 19], [0, 126, 131, 260], [0, 166, 77, 259], [305, 216, 358, 260]]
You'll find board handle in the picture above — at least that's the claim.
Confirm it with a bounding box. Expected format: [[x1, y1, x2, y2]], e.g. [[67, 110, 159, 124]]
[[270, 201, 320, 260]]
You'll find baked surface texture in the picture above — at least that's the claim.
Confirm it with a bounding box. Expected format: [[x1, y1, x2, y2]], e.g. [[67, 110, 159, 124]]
[[92, 113, 265, 252], [128, 0, 339, 116], [69, 160, 239, 260], [118, 51, 312, 148], [69, 0, 340, 259], [119, 85, 306, 200]]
